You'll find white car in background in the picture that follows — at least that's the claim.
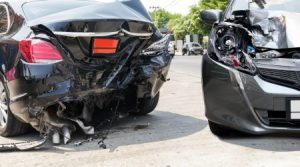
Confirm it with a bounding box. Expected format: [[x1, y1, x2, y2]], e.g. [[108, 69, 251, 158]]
[[168, 42, 176, 57], [182, 42, 204, 56]]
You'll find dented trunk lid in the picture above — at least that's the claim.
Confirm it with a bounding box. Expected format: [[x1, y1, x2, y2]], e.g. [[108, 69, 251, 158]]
[[23, 0, 157, 64]]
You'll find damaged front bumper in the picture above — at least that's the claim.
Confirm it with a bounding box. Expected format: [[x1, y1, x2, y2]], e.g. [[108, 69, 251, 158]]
[[203, 54, 300, 134]]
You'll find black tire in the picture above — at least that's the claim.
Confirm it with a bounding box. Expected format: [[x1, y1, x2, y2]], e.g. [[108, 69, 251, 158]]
[[132, 92, 160, 116], [182, 49, 186, 56], [0, 76, 28, 137], [208, 121, 233, 137]]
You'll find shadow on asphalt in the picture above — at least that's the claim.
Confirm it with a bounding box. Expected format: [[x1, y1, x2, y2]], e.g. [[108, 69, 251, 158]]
[[218, 132, 300, 152], [5, 111, 206, 153]]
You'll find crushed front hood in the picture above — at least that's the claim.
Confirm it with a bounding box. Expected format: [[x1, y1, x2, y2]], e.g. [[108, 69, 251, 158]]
[[250, 10, 300, 49]]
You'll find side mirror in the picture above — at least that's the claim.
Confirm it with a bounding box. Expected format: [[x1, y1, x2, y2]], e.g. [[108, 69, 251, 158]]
[[200, 10, 223, 25], [0, 4, 10, 35]]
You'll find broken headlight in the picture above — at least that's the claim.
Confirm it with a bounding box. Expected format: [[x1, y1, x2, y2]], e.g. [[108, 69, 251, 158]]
[[212, 24, 257, 75]]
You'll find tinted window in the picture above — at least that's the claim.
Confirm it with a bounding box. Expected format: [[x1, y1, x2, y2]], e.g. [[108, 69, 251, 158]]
[[0, 4, 9, 34], [22, 1, 94, 20]]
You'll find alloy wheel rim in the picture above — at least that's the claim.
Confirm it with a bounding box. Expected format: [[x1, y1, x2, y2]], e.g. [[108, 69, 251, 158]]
[[0, 82, 8, 128]]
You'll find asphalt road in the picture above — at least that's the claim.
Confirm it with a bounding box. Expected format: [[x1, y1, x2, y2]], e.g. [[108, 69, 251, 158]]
[[2, 56, 300, 166], [171, 55, 202, 78]]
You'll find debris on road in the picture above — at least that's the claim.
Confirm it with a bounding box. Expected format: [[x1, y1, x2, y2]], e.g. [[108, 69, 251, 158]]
[[0, 137, 47, 152]]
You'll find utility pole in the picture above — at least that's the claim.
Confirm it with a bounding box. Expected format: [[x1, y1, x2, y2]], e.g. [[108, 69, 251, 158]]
[[149, 6, 160, 24], [150, 6, 160, 11]]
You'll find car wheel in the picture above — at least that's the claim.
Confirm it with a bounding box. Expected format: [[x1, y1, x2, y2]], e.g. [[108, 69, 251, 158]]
[[208, 121, 233, 137], [182, 49, 186, 56], [131, 92, 160, 116], [0, 76, 28, 137]]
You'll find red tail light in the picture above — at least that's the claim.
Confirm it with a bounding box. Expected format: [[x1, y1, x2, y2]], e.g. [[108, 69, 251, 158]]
[[19, 39, 63, 63], [93, 38, 119, 54]]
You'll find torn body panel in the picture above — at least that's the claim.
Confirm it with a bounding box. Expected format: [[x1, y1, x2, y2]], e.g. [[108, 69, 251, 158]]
[[210, 9, 300, 73], [8, 31, 171, 140]]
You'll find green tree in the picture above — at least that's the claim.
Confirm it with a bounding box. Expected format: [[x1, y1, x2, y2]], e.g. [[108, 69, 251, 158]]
[[200, 0, 228, 11], [167, 15, 187, 39], [186, 0, 229, 35], [150, 9, 175, 29], [149, 0, 230, 39]]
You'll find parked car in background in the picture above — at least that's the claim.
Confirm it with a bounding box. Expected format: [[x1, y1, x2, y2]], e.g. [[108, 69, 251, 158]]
[[182, 42, 204, 56], [0, 0, 172, 145], [168, 43, 176, 57], [201, 0, 300, 136]]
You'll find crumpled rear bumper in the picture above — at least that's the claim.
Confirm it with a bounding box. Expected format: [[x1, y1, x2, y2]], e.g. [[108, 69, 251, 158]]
[[6, 36, 172, 131], [203, 54, 300, 134]]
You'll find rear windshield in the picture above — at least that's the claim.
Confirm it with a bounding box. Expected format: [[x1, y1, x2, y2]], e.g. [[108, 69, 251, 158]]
[[22, 1, 94, 20]]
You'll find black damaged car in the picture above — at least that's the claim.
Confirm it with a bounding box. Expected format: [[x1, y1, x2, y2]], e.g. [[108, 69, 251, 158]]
[[201, 0, 300, 136], [0, 0, 172, 144]]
